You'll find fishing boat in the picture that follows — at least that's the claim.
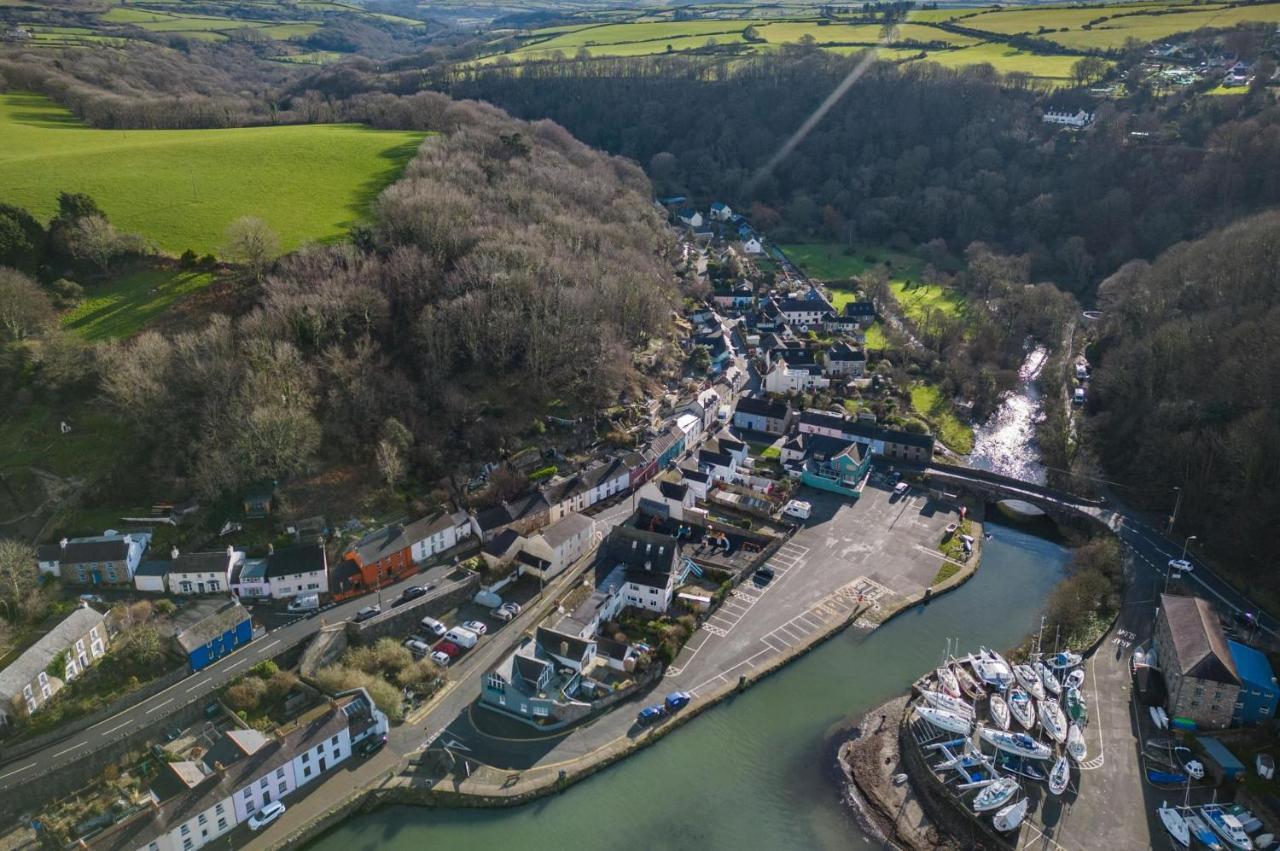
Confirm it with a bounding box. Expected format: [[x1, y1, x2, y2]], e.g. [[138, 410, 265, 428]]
[[972, 776, 1020, 813], [993, 798, 1029, 832], [951, 661, 987, 699], [916, 706, 973, 736], [989, 694, 1011, 731], [1065, 686, 1089, 725], [920, 688, 974, 718], [1066, 723, 1087, 762], [1159, 801, 1191, 848], [1183, 811, 1225, 851], [1007, 688, 1036, 731], [1013, 664, 1046, 701], [936, 665, 962, 698], [1149, 705, 1168, 730], [970, 649, 1015, 691], [1035, 660, 1061, 695], [1048, 650, 1083, 670], [1039, 698, 1068, 744], [1064, 668, 1085, 691], [979, 726, 1053, 760], [1202, 804, 1253, 851], [1173, 746, 1204, 780], [1148, 769, 1188, 785], [1048, 755, 1070, 796]]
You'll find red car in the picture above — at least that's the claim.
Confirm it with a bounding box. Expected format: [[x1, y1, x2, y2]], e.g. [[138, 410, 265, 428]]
[[434, 640, 462, 658]]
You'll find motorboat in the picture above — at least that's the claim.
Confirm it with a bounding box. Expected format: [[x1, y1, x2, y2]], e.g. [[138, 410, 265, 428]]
[[1066, 686, 1089, 725], [916, 705, 973, 736], [920, 688, 974, 718], [1035, 660, 1061, 695], [1172, 745, 1204, 780], [970, 649, 1015, 691], [993, 798, 1029, 832], [1007, 688, 1036, 731], [1013, 664, 1046, 701], [989, 694, 1011, 731], [1149, 705, 1168, 730], [1182, 811, 1225, 851], [1039, 698, 1068, 744], [1048, 650, 1083, 670], [1048, 755, 1070, 796], [951, 662, 987, 699], [1202, 804, 1253, 851], [1064, 668, 1085, 691], [1158, 801, 1191, 848], [936, 665, 961, 699], [972, 776, 1019, 813], [1224, 804, 1263, 835], [979, 726, 1052, 760], [1066, 723, 1086, 762], [997, 754, 1047, 782]]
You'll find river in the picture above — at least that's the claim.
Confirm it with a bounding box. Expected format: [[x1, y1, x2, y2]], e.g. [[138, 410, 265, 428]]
[[968, 345, 1049, 485], [308, 522, 1070, 851]]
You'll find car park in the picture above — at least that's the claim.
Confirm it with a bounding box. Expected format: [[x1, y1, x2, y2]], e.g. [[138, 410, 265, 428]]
[[420, 616, 447, 637], [753, 565, 775, 585], [637, 704, 667, 726], [248, 801, 286, 831], [354, 604, 381, 622], [665, 691, 691, 711], [462, 619, 488, 636], [430, 650, 452, 667], [403, 638, 431, 657], [358, 734, 387, 756]]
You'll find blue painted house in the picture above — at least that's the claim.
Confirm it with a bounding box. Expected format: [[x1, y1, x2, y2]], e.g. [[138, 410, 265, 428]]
[[800, 436, 872, 498], [176, 601, 253, 672], [1228, 640, 1279, 725]]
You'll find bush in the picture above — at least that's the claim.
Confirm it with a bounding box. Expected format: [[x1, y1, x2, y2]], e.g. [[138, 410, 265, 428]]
[[153, 599, 176, 617], [179, 249, 198, 268], [265, 670, 299, 700], [198, 254, 217, 269], [250, 660, 279, 679], [49, 278, 84, 308], [312, 664, 402, 721], [225, 677, 267, 712], [343, 638, 412, 677], [396, 658, 443, 693], [529, 464, 557, 481]]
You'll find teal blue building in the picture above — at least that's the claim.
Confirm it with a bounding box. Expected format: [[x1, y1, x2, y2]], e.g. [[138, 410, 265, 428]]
[[1228, 639, 1279, 725], [800, 436, 872, 497]]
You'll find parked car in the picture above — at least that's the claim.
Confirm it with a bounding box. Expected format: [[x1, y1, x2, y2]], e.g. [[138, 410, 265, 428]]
[[434, 641, 462, 658], [782, 499, 811, 520], [395, 585, 428, 606], [665, 691, 692, 712], [491, 607, 514, 622], [893, 482, 910, 498], [753, 565, 775, 585], [1072, 387, 1086, 406], [354, 604, 381, 622], [248, 801, 286, 831], [637, 704, 667, 726], [444, 627, 479, 648], [1167, 559, 1193, 574], [430, 650, 452, 667], [500, 601, 522, 616], [287, 594, 320, 613], [358, 734, 387, 757], [462, 619, 489, 636], [420, 616, 447, 637], [403, 639, 431, 658]]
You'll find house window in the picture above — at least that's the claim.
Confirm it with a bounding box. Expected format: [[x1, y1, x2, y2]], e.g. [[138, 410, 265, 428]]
[[210, 580, 220, 591], [180, 825, 190, 836], [279, 783, 287, 795], [198, 814, 207, 826], [215, 803, 224, 815], [303, 767, 311, 778], [260, 778, 269, 789], [242, 789, 253, 801], [245, 800, 255, 814], [150, 844, 159, 851], [302, 753, 309, 764], [217, 818, 227, 831], [182, 839, 193, 851], [276, 768, 285, 779], [331, 735, 339, 746]]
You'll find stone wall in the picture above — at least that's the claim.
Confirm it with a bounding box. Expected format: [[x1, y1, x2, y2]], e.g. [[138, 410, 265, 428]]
[[345, 573, 481, 644]]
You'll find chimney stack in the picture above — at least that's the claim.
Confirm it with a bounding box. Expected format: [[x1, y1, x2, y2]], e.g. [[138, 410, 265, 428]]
[[170, 546, 179, 560]]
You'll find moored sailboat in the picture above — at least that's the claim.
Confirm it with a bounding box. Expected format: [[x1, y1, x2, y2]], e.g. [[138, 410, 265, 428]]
[[1007, 687, 1036, 731]]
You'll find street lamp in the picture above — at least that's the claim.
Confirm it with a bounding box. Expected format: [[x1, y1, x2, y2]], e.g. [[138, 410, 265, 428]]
[[1166, 486, 1183, 535], [1181, 534, 1196, 562]]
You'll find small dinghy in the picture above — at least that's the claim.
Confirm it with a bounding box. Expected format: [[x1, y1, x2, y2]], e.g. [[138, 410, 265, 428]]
[[1149, 705, 1168, 730], [1159, 801, 1191, 848], [1172, 746, 1204, 780], [993, 798, 1029, 832], [920, 688, 974, 718], [1202, 804, 1253, 851], [916, 705, 973, 736], [1039, 698, 1068, 744], [1183, 811, 1225, 850], [1013, 664, 1046, 701], [1066, 686, 1089, 725], [1048, 755, 1070, 796], [1063, 668, 1085, 691], [952, 662, 987, 699], [1007, 688, 1036, 731], [1066, 723, 1087, 762], [1148, 769, 1188, 785], [972, 776, 1019, 813], [1035, 660, 1061, 695], [979, 726, 1052, 760], [989, 694, 1011, 731], [936, 665, 961, 698], [1048, 650, 1083, 670]]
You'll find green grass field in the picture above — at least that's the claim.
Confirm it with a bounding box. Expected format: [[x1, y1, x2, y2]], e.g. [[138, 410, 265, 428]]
[[779, 242, 925, 281], [916, 41, 1090, 80], [61, 267, 216, 340], [910, 383, 974, 454], [890, 279, 966, 322], [0, 93, 426, 254]]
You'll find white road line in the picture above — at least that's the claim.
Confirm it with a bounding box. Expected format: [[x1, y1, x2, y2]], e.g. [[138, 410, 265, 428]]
[[226, 658, 248, 671], [52, 742, 84, 759], [262, 639, 281, 651], [0, 763, 35, 780], [102, 720, 130, 736], [186, 678, 211, 694], [146, 698, 174, 714]]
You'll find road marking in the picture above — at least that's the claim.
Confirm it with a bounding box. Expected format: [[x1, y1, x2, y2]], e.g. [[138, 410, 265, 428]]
[[146, 698, 174, 714], [103, 720, 130, 735], [52, 742, 84, 759], [226, 658, 247, 671], [262, 639, 281, 651], [186, 678, 211, 694], [0, 763, 35, 780]]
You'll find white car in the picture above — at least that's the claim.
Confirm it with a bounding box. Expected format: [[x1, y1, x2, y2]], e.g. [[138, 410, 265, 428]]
[[893, 482, 910, 497], [491, 607, 514, 622], [500, 601, 522, 616], [430, 650, 452, 667], [403, 639, 430, 657], [1168, 559, 1193, 574], [462, 619, 488, 636], [248, 801, 286, 831], [419, 616, 447, 637]]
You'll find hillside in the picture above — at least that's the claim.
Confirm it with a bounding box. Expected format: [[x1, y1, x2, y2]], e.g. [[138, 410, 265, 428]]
[[0, 92, 425, 253]]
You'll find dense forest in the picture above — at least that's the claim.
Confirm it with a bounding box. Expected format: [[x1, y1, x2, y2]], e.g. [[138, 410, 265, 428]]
[[445, 49, 1280, 293]]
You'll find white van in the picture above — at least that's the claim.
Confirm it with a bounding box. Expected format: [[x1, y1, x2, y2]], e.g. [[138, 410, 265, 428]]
[[420, 616, 447, 638], [445, 627, 479, 649], [782, 499, 811, 520], [287, 594, 320, 613]]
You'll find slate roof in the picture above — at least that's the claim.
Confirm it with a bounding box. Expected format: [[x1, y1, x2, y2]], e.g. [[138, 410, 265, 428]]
[[844, 300, 876, 317], [347, 524, 409, 563], [536, 626, 593, 662], [1160, 594, 1240, 685], [658, 480, 689, 502], [827, 342, 866, 362], [264, 542, 326, 579], [0, 606, 106, 705], [174, 602, 250, 655], [540, 513, 595, 550], [603, 527, 677, 589], [512, 652, 552, 690], [36, 544, 62, 562], [171, 550, 235, 575], [134, 560, 171, 578], [401, 511, 458, 543], [483, 528, 522, 557], [596, 637, 631, 662], [62, 538, 130, 563], [734, 396, 789, 421]]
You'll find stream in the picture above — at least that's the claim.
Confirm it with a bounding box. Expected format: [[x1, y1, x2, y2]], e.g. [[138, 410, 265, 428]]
[[967, 344, 1049, 485]]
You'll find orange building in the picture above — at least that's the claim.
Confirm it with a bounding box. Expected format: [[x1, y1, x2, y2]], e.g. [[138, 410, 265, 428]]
[[333, 524, 415, 601]]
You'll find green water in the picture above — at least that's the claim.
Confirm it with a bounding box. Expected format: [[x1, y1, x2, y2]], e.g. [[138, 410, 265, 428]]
[[309, 522, 1069, 851]]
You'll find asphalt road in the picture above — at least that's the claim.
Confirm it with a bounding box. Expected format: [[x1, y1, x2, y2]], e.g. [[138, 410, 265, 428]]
[[0, 562, 460, 788]]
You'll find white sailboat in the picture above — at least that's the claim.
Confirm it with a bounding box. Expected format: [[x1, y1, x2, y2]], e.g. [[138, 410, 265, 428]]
[[951, 660, 986, 699], [1063, 668, 1085, 691], [970, 648, 1015, 691], [1183, 810, 1225, 850], [1007, 688, 1036, 730], [1039, 697, 1068, 744], [936, 665, 962, 699], [1035, 660, 1061, 696], [920, 688, 974, 718], [1048, 755, 1070, 796], [972, 776, 1019, 813], [1013, 664, 1046, 701], [1066, 723, 1087, 762], [979, 726, 1052, 760], [1159, 801, 1191, 848], [993, 798, 1029, 832], [989, 694, 1011, 730], [1048, 650, 1083, 670], [916, 705, 973, 736]]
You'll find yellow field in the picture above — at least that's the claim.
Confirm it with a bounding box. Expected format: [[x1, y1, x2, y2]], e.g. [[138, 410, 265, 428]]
[[915, 41, 1092, 79], [752, 20, 980, 46]]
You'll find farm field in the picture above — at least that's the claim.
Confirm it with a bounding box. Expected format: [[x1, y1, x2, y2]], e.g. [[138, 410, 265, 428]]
[[61, 267, 217, 340], [779, 242, 926, 281], [0, 92, 426, 254], [914, 41, 1089, 80]]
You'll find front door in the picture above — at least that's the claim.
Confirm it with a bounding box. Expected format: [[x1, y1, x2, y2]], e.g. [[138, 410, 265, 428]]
[[319, 757, 327, 772]]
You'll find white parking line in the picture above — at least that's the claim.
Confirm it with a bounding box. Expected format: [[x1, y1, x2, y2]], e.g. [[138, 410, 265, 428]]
[[146, 698, 174, 714]]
